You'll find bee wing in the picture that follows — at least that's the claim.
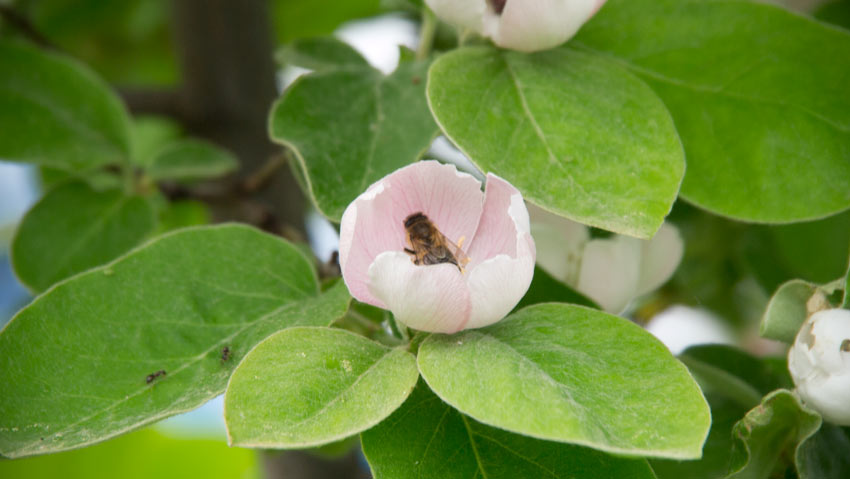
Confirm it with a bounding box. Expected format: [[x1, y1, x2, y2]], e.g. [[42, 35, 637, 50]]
[[444, 235, 471, 266]]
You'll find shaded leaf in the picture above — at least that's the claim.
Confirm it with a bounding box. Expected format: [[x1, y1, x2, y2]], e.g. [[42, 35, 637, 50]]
[[276, 36, 370, 71], [11, 181, 156, 292], [728, 389, 821, 479], [796, 423, 850, 479], [361, 381, 656, 479], [0, 225, 351, 458], [760, 280, 820, 344], [224, 327, 418, 448], [575, 0, 850, 223], [417, 303, 710, 458]]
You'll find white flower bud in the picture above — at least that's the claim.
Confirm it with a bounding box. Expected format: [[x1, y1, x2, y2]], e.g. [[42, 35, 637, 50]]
[[425, 0, 607, 52], [788, 308, 850, 425]]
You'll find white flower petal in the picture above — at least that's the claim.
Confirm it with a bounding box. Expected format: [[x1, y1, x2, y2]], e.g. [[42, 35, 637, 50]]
[[495, 0, 602, 52], [367, 251, 472, 333], [577, 235, 642, 313], [635, 223, 684, 297], [467, 238, 535, 329], [425, 0, 488, 33]]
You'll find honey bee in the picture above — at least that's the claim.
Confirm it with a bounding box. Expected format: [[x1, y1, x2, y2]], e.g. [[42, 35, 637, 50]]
[[403, 212, 470, 272]]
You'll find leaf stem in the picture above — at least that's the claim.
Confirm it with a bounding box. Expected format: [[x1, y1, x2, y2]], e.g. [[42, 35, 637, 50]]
[[416, 7, 437, 61]]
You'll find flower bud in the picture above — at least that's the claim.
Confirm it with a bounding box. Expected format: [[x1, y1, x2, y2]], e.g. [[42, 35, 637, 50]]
[[788, 308, 850, 425], [425, 0, 607, 52]]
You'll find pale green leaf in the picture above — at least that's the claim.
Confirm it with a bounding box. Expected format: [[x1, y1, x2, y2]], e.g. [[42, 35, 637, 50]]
[[0, 40, 131, 170], [427, 46, 683, 238], [728, 389, 822, 479], [224, 327, 418, 448], [154, 199, 211, 234], [0, 224, 351, 458], [796, 423, 850, 479], [574, 0, 850, 223], [11, 181, 156, 292], [417, 303, 710, 459], [760, 279, 820, 344], [129, 116, 183, 168], [270, 59, 438, 220], [146, 139, 238, 182], [362, 381, 656, 479]]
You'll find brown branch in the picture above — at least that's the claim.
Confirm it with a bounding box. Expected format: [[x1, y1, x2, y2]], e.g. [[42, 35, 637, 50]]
[[0, 5, 57, 50], [119, 87, 184, 119]]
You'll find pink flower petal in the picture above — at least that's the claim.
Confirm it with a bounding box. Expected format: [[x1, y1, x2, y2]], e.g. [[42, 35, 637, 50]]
[[368, 251, 472, 333], [466, 174, 533, 267], [339, 161, 485, 307]]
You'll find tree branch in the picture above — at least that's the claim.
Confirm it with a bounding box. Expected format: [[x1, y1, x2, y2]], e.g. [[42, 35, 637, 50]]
[[0, 5, 57, 50]]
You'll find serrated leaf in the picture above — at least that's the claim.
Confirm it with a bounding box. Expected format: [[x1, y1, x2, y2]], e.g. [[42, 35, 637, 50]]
[[224, 327, 417, 448], [0, 224, 351, 458], [0, 40, 131, 170], [427, 46, 683, 238], [760, 279, 820, 344], [146, 139, 238, 182], [574, 0, 850, 223], [417, 303, 710, 459], [361, 381, 656, 479], [11, 181, 156, 292], [270, 59, 438, 220], [728, 389, 822, 479], [276, 37, 370, 71]]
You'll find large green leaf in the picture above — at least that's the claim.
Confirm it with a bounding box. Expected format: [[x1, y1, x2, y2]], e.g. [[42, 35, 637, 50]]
[[276, 36, 370, 71], [0, 225, 351, 458], [728, 390, 822, 479], [0, 428, 258, 478], [361, 381, 656, 479], [11, 181, 156, 292], [0, 40, 131, 170], [224, 327, 418, 448], [427, 46, 683, 238], [272, 0, 380, 43], [574, 0, 850, 223], [417, 303, 710, 458], [270, 58, 438, 220], [146, 139, 238, 182]]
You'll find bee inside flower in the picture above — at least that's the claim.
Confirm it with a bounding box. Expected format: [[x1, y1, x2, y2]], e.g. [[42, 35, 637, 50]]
[[338, 161, 536, 333]]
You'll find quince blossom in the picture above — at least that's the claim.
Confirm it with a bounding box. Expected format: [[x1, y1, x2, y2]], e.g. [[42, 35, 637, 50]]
[[425, 0, 607, 52], [339, 161, 535, 333], [788, 308, 850, 425], [529, 205, 683, 313]]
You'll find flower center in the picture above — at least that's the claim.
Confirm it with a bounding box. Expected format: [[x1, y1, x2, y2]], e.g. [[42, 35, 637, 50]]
[[488, 0, 507, 15]]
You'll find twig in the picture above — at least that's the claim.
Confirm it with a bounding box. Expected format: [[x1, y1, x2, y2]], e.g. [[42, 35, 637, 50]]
[[0, 5, 57, 50], [240, 152, 289, 193]]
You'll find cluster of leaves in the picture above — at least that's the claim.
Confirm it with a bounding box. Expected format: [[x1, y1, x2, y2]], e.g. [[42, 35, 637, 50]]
[[2, 0, 850, 478]]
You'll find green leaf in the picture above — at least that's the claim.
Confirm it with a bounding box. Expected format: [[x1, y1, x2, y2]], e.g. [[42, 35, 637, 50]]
[[844, 261, 850, 308], [514, 266, 599, 311], [0, 224, 352, 458], [129, 116, 183, 167], [270, 59, 438, 220], [815, 0, 850, 29], [154, 199, 211, 234], [0, 40, 131, 170], [426, 46, 683, 238], [11, 181, 156, 292], [417, 303, 710, 458], [146, 139, 238, 182], [362, 381, 656, 479], [224, 327, 418, 448], [760, 279, 820, 344], [652, 345, 793, 479], [272, 0, 380, 43], [728, 389, 822, 479], [276, 36, 370, 71], [0, 428, 258, 479], [796, 423, 850, 479], [574, 0, 850, 223]]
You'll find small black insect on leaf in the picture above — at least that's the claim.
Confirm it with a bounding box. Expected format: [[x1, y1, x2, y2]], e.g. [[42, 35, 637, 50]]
[[221, 346, 231, 363], [145, 369, 166, 384]]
